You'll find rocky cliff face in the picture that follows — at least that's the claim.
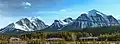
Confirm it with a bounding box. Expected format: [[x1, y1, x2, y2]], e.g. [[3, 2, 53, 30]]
[[31, 18, 48, 30], [88, 9, 119, 27], [88, 10, 108, 27], [0, 23, 25, 34], [63, 17, 73, 24], [61, 9, 119, 31], [76, 13, 92, 28], [15, 18, 37, 31], [107, 15, 119, 26], [50, 20, 64, 30]]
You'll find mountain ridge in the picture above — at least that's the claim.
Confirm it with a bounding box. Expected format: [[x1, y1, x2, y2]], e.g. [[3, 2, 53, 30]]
[[0, 9, 119, 33]]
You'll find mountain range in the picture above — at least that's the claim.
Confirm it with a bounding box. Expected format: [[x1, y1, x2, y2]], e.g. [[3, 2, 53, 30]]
[[0, 9, 119, 34]]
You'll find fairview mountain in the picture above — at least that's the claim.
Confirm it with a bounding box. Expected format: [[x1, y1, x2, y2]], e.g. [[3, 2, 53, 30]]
[[0, 9, 119, 33]]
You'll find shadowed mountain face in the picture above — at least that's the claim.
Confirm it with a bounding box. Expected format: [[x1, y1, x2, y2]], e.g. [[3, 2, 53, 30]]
[[0, 23, 26, 34], [75, 14, 92, 28], [15, 18, 36, 31], [41, 10, 119, 32], [63, 17, 73, 24], [88, 10, 108, 27], [40, 20, 65, 32], [50, 20, 64, 30], [107, 15, 119, 26], [0, 9, 119, 33]]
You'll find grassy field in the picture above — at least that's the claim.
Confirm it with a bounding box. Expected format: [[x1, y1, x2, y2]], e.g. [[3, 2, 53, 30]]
[[0, 41, 120, 44]]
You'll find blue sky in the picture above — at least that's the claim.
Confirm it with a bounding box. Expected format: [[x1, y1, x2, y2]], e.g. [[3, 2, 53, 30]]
[[0, 0, 120, 28]]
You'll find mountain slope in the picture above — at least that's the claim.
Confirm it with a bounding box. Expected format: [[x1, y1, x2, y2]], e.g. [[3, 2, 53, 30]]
[[0, 23, 26, 34], [41, 9, 119, 32], [0, 18, 48, 33], [70, 25, 120, 36], [40, 20, 65, 32], [0, 9, 119, 33]]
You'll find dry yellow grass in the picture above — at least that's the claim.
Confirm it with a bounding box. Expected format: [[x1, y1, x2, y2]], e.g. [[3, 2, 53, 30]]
[[0, 41, 120, 44]]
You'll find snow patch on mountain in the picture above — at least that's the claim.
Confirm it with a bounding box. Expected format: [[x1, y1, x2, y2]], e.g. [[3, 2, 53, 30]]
[[14, 23, 27, 31], [0, 18, 48, 33]]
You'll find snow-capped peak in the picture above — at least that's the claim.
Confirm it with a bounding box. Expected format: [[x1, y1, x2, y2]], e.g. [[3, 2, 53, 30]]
[[63, 17, 73, 24], [76, 13, 90, 21], [30, 17, 48, 30], [30, 17, 39, 22], [15, 18, 35, 31], [88, 9, 98, 16], [88, 9, 107, 17], [1, 18, 48, 32], [50, 20, 64, 30]]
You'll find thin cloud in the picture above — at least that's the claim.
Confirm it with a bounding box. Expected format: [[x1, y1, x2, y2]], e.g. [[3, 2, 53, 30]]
[[37, 8, 74, 14], [36, 11, 59, 14], [60, 9, 67, 12], [36, 8, 81, 15], [60, 9, 73, 12]]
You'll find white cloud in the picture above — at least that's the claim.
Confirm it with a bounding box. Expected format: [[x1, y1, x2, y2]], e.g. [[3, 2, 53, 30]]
[[25, 2, 31, 6], [22, 2, 31, 6], [21, 2, 31, 8]]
